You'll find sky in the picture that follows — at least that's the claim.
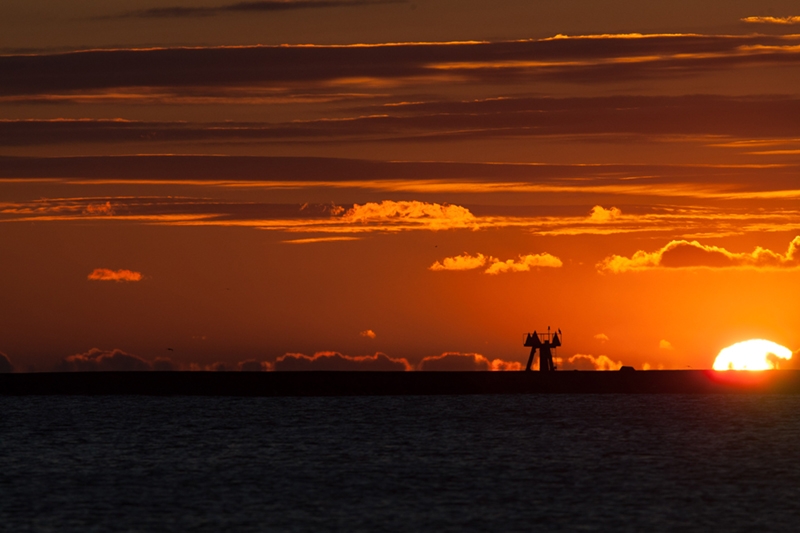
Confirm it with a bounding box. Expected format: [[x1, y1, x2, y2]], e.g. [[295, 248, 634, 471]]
[[2, 0, 800, 372]]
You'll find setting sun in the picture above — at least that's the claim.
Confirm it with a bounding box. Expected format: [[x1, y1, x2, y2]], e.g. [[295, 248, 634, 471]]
[[712, 340, 793, 371]]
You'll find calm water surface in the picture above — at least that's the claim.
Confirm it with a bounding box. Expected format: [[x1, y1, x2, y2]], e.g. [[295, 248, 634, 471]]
[[2, 395, 800, 532]]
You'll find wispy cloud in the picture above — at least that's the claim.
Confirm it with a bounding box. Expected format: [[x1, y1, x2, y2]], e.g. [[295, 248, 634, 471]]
[[359, 329, 376, 338], [119, 0, 401, 19], [6, 193, 800, 241], [598, 236, 800, 273], [87, 268, 143, 282], [282, 236, 361, 244], [741, 16, 800, 25], [6, 94, 800, 146], [4, 34, 800, 98]]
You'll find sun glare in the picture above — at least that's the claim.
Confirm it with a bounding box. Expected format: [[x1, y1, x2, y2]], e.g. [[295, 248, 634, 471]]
[[712, 339, 793, 371]]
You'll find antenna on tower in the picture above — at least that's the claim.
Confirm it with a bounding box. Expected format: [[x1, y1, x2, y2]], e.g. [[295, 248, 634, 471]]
[[523, 326, 562, 371]]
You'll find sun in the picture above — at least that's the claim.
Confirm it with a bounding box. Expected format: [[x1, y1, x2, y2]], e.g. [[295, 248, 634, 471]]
[[712, 339, 793, 371]]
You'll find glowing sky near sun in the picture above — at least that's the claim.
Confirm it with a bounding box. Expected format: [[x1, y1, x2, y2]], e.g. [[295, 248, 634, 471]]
[[1, 0, 799, 372], [713, 340, 793, 371]]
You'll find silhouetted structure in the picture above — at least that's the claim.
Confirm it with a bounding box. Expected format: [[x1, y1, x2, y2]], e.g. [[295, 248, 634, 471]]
[[524, 327, 561, 371]]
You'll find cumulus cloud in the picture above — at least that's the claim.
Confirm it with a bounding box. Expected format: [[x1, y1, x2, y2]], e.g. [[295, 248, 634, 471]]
[[359, 329, 377, 339], [88, 268, 143, 282], [0, 352, 13, 373], [589, 205, 622, 222], [484, 253, 563, 275], [556, 354, 623, 370], [429, 252, 487, 271], [489, 359, 523, 371], [341, 201, 479, 231], [60, 348, 154, 371], [594, 333, 610, 342], [238, 359, 272, 371], [598, 236, 800, 273], [417, 352, 521, 371], [152, 357, 179, 371], [273, 351, 412, 371], [659, 340, 674, 350], [741, 16, 800, 25], [431, 252, 563, 274]]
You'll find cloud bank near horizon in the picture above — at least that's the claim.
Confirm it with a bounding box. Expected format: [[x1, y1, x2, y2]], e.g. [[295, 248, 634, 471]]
[[14, 348, 632, 373]]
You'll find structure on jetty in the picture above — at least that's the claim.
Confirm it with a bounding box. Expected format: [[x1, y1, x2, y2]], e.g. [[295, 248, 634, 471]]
[[524, 327, 561, 371]]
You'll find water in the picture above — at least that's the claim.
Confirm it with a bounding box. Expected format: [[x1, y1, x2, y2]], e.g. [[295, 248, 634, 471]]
[[2, 395, 800, 532]]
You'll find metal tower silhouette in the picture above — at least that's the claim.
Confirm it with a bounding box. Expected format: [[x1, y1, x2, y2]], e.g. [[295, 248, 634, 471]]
[[524, 327, 562, 371]]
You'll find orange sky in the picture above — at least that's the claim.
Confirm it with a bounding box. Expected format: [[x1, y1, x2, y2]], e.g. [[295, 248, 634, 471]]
[[2, 1, 800, 372]]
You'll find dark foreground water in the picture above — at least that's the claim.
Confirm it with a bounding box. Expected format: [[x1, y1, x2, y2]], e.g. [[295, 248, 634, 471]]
[[2, 395, 800, 532]]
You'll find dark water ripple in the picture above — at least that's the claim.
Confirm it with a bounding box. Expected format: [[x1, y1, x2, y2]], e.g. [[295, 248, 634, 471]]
[[2, 395, 800, 532]]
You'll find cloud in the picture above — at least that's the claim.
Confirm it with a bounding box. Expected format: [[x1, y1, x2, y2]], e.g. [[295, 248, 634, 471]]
[[589, 205, 622, 222], [273, 351, 412, 371], [341, 201, 479, 231], [5, 176, 800, 240], [60, 348, 154, 371], [741, 16, 800, 25], [484, 253, 563, 275], [5, 34, 800, 102], [238, 360, 274, 371], [556, 354, 623, 371], [594, 333, 610, 342], [0, 352, 13, 373], [417, 352, 522, 371], [359, 329, 377, 339], [429, 252, 487, 271], [489, 359, 523, 371], [83, 201, 115, 216], [206, 362, 234, 371], [152, 357, 179, 371], [4, 154, 800, 198], [430, 252, 563, 274], [659, 340, 674, 350], [88, 268, 143, 282], [282, 237, 361, 244], [119, 0, 401, 18], [598, 236, 800, 273], [642, 362, 666, 370], [7, 94, 800, 148]]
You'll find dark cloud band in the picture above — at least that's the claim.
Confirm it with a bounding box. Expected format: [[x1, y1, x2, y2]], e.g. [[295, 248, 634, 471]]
[[119, 0, 403, 19], [3, 95, 800, 146], [3, 34, 799, 96]]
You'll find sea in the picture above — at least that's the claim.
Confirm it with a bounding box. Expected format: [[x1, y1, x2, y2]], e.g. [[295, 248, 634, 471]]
[[2, 394, 799, 532]]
